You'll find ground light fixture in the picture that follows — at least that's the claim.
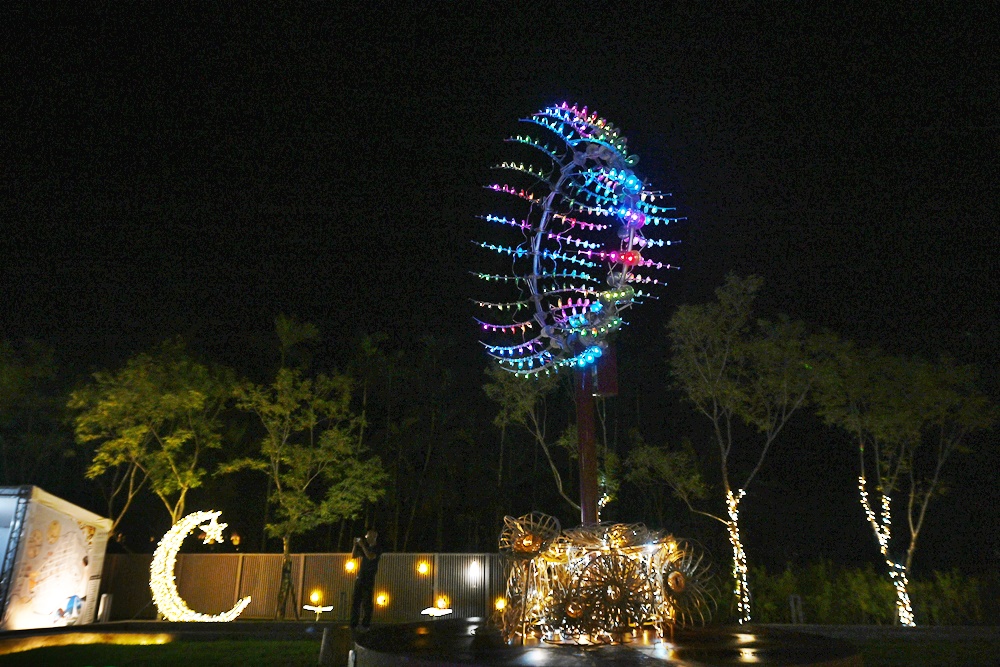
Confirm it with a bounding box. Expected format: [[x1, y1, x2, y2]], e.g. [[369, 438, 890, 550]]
[[302, 590, 333, 621]]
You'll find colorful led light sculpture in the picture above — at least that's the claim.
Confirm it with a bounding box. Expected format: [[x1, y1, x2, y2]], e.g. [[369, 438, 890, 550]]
[[475, 103, 681, 376]]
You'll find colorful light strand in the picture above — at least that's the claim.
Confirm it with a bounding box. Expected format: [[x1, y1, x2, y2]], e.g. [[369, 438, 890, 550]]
[[475, 103, 683, 377]]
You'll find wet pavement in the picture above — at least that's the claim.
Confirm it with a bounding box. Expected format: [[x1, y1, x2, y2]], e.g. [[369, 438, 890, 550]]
[[352, 617, 863, 666]]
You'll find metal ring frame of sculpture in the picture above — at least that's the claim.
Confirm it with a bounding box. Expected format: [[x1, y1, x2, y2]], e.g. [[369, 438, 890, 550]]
[[497, 512, 717, 645], [475, 103, 681, 376]]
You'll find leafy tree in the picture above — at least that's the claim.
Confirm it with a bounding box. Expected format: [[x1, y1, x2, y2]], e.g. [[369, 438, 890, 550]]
[[483, 363, 582, 513], [223, 364, 386, 558], [69, 339, 234, 531], [667, 274, 818, 622], [623, 432, 706, 527], [813, 345, 995, 625]]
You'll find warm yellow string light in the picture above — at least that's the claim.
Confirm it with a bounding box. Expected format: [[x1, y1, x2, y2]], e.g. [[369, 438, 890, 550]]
[[726, 489, 750, 624], [150, 511, 252, 622], [858, 476, 914, 626]]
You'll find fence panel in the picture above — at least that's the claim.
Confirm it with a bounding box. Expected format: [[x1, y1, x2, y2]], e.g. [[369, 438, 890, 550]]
[[301, 553, 356, 621], [102, 554, 155, 620], [176, 554, 241, 616], [101, 552, 506, 623]]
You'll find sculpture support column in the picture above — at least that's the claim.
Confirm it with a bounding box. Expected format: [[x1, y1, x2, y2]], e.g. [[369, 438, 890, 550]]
[[575, 369, 598, 525]]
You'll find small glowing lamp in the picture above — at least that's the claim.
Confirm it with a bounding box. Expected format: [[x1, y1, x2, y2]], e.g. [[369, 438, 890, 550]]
[[436, 595, 450, 610], [622, 250, 641, 266], [417, 561, 430, 575], [345, 559, 357, 573], [495, 597, 507, 611], [303, 590, 332, 620], [229, 532, 241, 547], [376, 593, 389, 607]]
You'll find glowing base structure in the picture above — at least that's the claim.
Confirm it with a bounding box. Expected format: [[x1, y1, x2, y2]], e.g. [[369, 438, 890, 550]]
[[498, 513, 716, 645], [150, 511, 251, 622]]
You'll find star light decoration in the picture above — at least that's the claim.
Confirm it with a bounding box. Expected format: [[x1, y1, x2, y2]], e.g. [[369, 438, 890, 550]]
[[149, 510, 252, 622], [475, 103, 682, 377], [497, 513, 716, 645]]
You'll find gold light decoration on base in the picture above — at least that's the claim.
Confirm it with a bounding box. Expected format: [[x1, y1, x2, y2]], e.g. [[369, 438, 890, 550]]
[[150, 510, 252, 622], [498, 513, 716, 645]]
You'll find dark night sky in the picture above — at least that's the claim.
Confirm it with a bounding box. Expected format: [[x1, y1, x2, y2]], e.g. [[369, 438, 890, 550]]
[[2, 5, 998, 570]]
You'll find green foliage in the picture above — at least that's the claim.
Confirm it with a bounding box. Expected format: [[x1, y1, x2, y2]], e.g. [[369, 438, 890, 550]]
[[667, 274, 762, 430], [667, 274, 820, 619], [274, 313, 320, 369], [911, 570, 983, 625], [813, 341, 996, 612], [483, 363, 561, 432], [750, 562, 987, 625], [225, 366, 386, 555], [68, 339, 234, 527], [666, 274, 819, 493], [624, 434, 707, 504]]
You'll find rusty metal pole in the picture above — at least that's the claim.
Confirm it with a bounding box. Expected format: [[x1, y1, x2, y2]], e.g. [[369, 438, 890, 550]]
[[575, 368, 598, 525]]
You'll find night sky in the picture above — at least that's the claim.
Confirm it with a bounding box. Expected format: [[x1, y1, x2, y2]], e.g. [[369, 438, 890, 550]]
[[3, 5, 998, 572]]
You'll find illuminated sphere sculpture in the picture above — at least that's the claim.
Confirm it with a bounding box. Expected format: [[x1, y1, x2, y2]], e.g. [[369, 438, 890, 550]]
[[498, 513, 716, 644], [475, 103, 681, 376]]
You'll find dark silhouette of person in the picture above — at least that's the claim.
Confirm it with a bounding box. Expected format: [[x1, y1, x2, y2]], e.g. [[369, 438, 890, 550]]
[[349, 529, 382, 630]]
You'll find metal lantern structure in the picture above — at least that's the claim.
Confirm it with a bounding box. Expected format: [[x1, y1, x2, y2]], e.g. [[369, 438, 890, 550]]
[[497, 513, 716, 645], [475, 103, 681, 523]]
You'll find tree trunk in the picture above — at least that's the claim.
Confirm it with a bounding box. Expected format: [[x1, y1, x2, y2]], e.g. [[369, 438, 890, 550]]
[[726, 490, 750, 623]]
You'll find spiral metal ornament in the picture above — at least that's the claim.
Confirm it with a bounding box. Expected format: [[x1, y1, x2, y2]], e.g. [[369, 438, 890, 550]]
[[656, 539, 718, 628], [499, 512, 561, 560], [573, 553, 655, 637], [475, 103, 681, 377]]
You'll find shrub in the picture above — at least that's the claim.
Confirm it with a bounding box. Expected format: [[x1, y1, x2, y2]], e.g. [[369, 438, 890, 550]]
[[747, 562, 986, 625]]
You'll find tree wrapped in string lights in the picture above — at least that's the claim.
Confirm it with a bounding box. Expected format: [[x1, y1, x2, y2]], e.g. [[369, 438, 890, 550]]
[[474, 102, 680, 379]]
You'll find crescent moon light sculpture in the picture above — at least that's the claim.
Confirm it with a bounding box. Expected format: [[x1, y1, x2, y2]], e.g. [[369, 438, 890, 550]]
[[150, 510, 252, 622]]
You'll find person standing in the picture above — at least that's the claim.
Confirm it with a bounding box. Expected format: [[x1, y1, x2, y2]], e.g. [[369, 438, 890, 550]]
[[349, 529, 382, 631]]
